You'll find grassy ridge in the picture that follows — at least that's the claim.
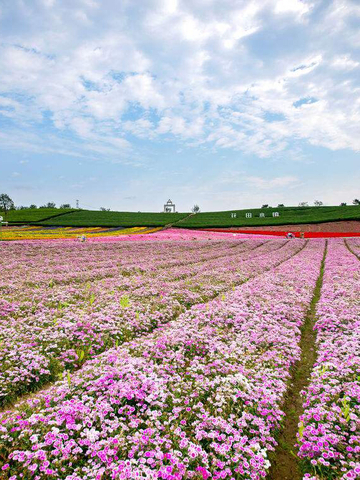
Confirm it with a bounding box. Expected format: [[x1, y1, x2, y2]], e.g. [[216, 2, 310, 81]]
[[38, 210, 189, 227], [178, 205, 360, 228], [0, 208, 75, 224], [2, 205, 360, 228]]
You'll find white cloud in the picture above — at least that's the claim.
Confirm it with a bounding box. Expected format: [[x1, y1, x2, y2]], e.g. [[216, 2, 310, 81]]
[[245, 175, 299, 189], [0, 0, 359, 162], [332, 55, 359, 70], [274, 0, 312, 17]]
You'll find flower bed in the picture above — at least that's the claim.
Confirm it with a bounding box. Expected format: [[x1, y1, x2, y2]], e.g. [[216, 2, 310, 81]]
[[0, 237, 305, 407], [297, 240, 360, 479], [0, 239, 324, 479], [0, 226, 161, 241]]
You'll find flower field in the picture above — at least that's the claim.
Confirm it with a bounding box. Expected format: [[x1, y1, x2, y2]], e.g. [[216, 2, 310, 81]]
[[0, 232, 359, 479], [0, 226, 162, 241]]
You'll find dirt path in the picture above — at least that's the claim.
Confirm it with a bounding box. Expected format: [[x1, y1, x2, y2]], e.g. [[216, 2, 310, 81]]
[[344, 238, 360, 260], [267, 240, 328, 480]]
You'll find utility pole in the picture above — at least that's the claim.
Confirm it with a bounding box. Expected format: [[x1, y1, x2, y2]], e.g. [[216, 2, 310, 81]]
[[76, 199, 79, 209]]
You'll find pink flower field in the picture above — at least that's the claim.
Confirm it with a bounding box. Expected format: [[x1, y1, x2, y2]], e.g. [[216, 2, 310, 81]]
[[0, 232, 359, 479]]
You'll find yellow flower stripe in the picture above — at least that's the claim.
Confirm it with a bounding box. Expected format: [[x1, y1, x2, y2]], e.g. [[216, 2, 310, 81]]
[[0, 226, 162, 241]]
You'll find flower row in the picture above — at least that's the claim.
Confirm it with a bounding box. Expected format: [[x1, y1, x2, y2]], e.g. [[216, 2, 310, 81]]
[[0, 239, 325, 479], [0, 238, 301, 406], [297, 239, 360, 480]]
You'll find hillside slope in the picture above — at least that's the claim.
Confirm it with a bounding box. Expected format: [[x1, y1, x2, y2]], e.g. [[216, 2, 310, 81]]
[[38, 210, 189, 227], [0, 208, 75, 224], [178, 205, 360, 228], [2, 205, 360, 228]]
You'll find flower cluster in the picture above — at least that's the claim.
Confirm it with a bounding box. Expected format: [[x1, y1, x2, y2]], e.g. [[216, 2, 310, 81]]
[[297, 239, 360, 479], [0, 236, 324, 479]]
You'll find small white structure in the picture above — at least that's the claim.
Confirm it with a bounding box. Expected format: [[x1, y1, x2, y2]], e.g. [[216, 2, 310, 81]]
[[272, 212, 280, 217], [259, 213, 265, 218], [164, 199, 176, 213], [230, 213, 237, 218], [245, 213, 252, 218]]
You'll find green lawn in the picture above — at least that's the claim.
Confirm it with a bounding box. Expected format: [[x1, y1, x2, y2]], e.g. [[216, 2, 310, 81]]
[[178, 205, 360, 228], [0, 208, 75, 224], [38, 210, 189, 227]]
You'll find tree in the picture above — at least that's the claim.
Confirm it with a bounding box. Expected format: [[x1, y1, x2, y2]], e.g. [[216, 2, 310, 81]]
[[298, 202, 308, 207], [46, 202, 56, 208], [277, 203, 285, 208], [29, 204, 37, 209], [340, 202, 347, 206], [191, 204, 200, 213], [60, 204, 71, 209], [100, 207, 110, 211], [0, 193, 15, 220], [353, 199, 360, 205], [261, 204, 269, 208], [314, 200, 323, 206]]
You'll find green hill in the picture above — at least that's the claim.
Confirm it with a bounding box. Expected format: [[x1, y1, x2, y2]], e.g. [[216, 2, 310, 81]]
[[38, 210, 189, 227], [0, 208, 75, 224], [2, 205, 360, 228], [179, 205, 360, 228]]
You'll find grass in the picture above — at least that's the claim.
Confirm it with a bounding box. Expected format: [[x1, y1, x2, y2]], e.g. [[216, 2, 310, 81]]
[[178, 205, 360, 228], [38, 210, 189, 227], [2, 205, 360, 228], [0, 208, 75, 224]]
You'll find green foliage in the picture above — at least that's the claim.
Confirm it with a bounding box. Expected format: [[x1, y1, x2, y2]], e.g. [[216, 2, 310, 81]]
[[3, 205, 360, 228], [341, 398, 351, 422], [298, 421, 304, 439], [179, 205, 360, 228], [120, 295, 130, 308], [0, 208, 74, 224], [89, 293, 96, 306], [39, 210, 188, 227]]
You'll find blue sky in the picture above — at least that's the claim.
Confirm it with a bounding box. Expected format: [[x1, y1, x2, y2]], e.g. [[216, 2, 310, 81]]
[[0, 0, 359, 212]]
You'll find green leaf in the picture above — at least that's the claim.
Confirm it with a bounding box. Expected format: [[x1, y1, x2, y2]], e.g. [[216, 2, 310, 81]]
[[120, 295, 130, 308], [77, 350, 85, 362], [298, 421, 304, 439]]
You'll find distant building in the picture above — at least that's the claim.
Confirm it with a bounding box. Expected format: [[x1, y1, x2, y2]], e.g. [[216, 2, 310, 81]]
[[273, 212, 280, 217], [246, 213, 252, 218], [164, 199, 176, 213]]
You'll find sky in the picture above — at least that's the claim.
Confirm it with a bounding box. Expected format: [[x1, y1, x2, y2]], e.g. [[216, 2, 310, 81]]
[[0, 0, 359, 212]]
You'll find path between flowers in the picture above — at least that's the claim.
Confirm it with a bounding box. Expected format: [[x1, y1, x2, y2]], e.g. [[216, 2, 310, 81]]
[[268, 240, 328, 480], [344, 238, 360, 260]]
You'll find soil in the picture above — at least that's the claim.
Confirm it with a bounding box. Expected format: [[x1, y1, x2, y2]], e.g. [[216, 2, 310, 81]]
[[228, 221, 360, 232]]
